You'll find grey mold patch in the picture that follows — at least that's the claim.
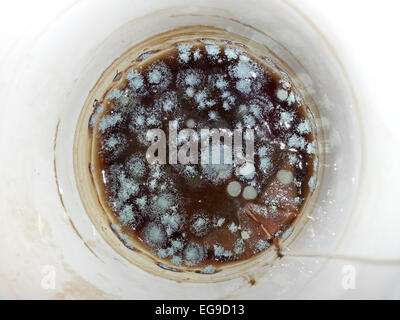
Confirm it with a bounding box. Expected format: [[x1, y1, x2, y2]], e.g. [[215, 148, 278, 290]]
[[200, 265, 217, 274], [183, 243, 206, 266]]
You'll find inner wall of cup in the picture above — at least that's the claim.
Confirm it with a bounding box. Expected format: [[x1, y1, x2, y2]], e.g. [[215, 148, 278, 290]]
[[51, 0, 360, 297]]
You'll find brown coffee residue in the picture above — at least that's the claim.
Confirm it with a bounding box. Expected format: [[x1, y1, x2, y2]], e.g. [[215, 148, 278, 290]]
[[88, 40, 317, 271]]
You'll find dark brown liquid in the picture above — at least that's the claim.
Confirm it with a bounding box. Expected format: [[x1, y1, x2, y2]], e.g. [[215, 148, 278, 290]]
[[90, 42, 317, 270]]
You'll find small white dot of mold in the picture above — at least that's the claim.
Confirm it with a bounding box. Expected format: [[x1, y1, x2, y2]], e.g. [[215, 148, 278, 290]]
[[209, 111, 218, 120], [106, 88, 122, 100], [205, 44, 221, 56], [260, 157, 272, 170], [239, 54, 250, 62], [224, 47, 238, 60], [193, 48, 201, 60], [119, 95, 129, 106], [277, 170, 294, 185], [280, 111, 293, 124], [280, 79, 291, 90], [215, 77, 228, 90], [185, 73, 200, 86], [185, 87, 195, 97], [228, 222, 239, 233], [227, 181, 241, 197], [289, 154, 297, 165], [148, 69, 162, 84], [287, 91, 296, 105], [236, 79, 252, 94], [178, 44, 192, 63], [186, 118, 196, 128], [242, 186, 257, 200], [241, 231, 250, 240], [297, 119, 311, 134], [276, 89, 288, 101], [201, 265, 217, 274]]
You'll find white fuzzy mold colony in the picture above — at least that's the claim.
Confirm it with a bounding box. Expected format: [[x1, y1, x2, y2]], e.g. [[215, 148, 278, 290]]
[[92, 41, 318, 270], [146, 62, 172, 92]]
